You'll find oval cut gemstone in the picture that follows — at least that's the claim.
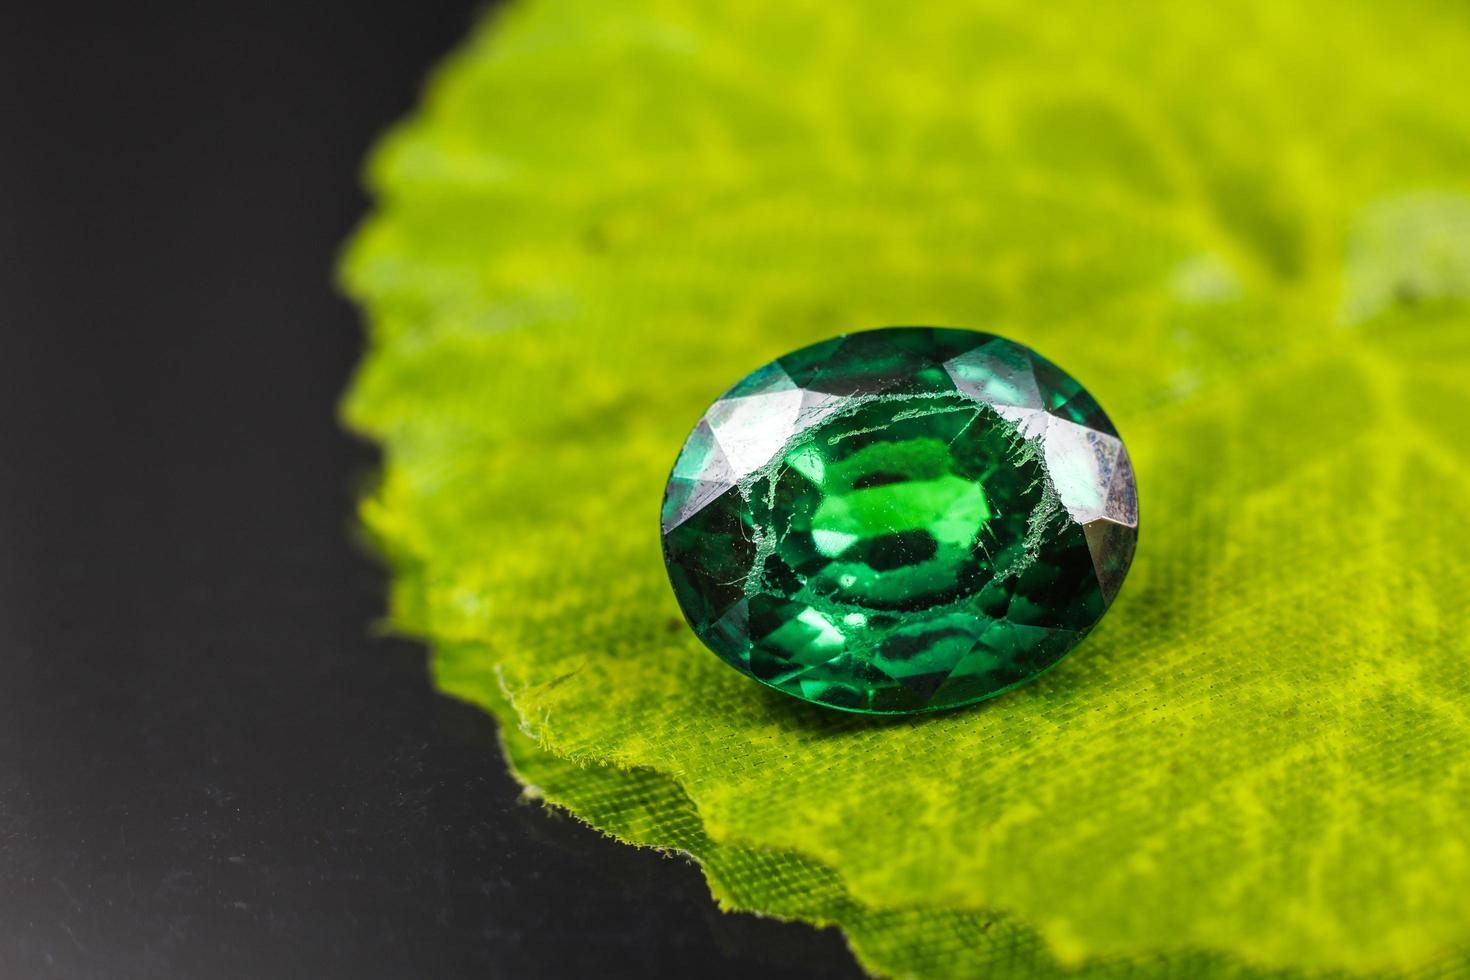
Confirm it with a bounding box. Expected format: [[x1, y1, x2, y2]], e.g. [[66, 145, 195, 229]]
[[661, 327, 1138, 714]]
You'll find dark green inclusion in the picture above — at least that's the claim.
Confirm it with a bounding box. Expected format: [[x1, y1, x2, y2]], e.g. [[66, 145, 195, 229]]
[[662, 327, 1137, 714]]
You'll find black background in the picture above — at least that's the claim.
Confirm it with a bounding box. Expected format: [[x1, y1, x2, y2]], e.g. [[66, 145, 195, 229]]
[[0, 2, 861, 976]]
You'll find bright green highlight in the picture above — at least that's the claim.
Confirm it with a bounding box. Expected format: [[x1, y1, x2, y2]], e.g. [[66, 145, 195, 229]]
[[342, 0, 1470, 974]]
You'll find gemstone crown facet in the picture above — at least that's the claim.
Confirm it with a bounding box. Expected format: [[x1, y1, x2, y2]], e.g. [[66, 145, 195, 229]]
[[661, 327, 1137, 714]]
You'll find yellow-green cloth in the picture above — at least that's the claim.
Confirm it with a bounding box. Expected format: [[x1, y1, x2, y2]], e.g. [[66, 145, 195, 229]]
[[341, 0, 1470, 976], [484, 667, 1467, 979]]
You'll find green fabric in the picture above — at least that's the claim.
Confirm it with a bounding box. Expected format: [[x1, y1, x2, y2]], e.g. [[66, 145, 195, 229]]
[[341, 0, 1470, 975], [481, 665, 1469, 979], [481, 665, 1265, 979]]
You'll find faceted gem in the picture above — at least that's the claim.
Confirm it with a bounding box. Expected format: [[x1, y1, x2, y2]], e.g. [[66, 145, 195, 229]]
[[662, 327, 1138, 715]]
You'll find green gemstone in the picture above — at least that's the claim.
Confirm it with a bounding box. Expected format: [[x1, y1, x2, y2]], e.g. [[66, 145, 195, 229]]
[[662, 327, 1138, 714]]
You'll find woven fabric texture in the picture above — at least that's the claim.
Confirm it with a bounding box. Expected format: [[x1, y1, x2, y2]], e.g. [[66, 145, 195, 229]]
[[480, 667, 1469, 979], [342, 0, 1470, 974]]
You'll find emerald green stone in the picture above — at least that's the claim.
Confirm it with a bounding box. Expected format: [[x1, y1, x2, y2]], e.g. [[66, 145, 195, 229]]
[[662, 327, 1138, 714]]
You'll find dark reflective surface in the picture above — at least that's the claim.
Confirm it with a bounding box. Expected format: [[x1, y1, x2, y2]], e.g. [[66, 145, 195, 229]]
[[0, 3, 860, 976]]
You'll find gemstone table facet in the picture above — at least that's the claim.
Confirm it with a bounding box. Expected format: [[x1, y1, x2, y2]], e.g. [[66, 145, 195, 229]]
[[661, 327, 1138, 714]]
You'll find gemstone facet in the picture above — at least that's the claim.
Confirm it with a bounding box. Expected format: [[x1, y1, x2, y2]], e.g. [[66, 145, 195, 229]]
[[662, 327, 1138, 714]]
